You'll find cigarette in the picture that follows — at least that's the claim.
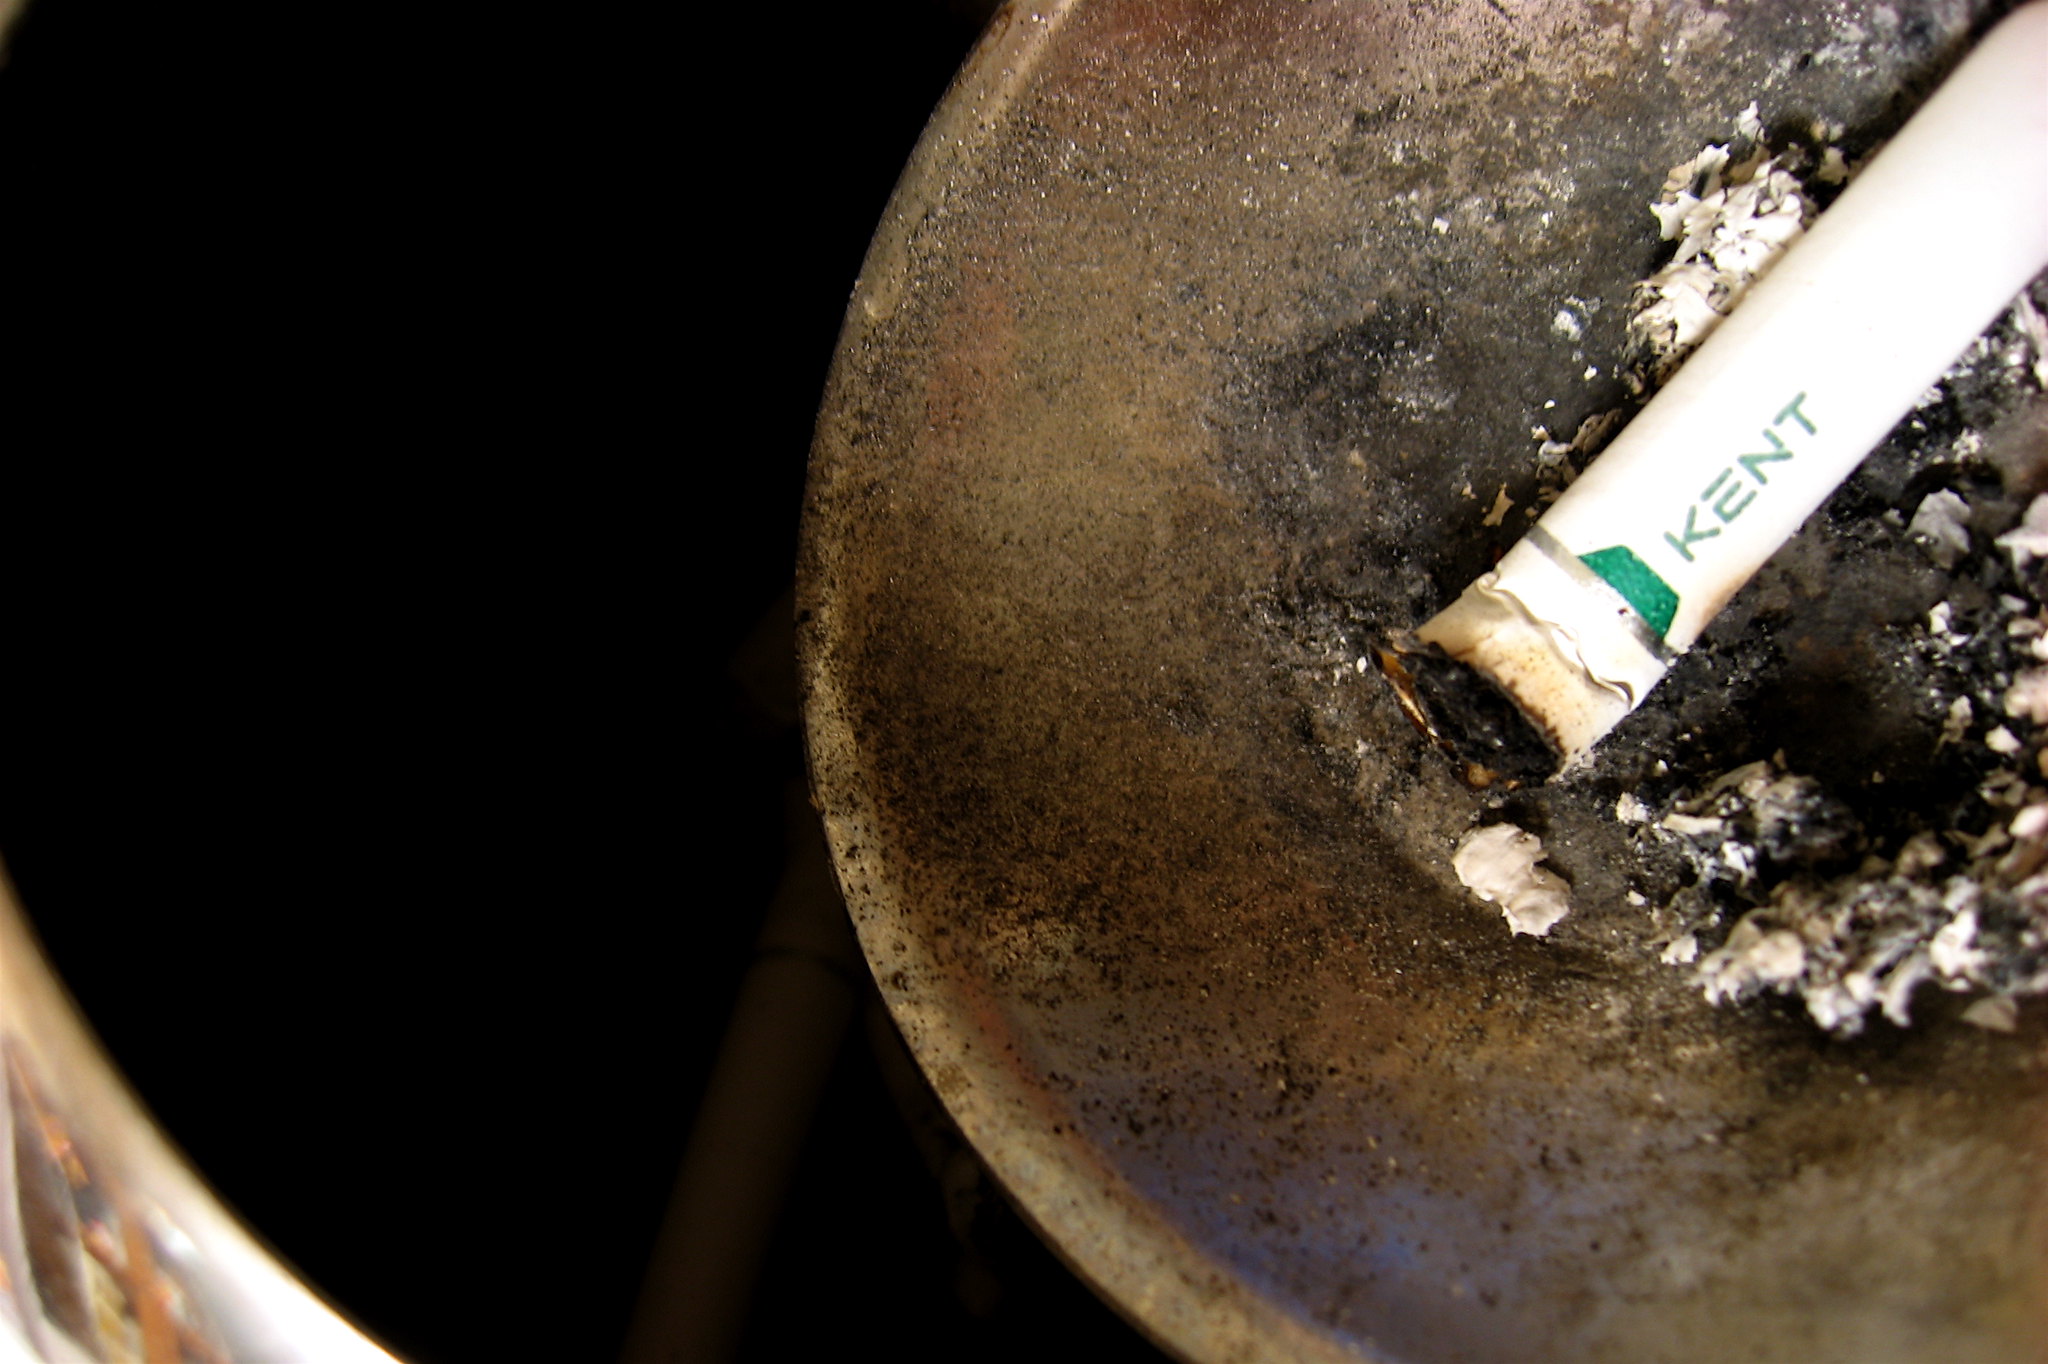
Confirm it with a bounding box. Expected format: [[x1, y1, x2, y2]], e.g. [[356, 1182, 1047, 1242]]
[[1397, 0, 2048, 781]]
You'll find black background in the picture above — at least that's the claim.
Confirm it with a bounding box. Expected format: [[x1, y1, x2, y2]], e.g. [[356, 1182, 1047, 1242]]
[[0, 1, 1165, 1360]]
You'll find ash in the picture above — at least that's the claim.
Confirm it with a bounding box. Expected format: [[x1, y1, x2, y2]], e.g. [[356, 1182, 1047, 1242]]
[[1533, 110, 2048, 1036], [1529, 110, 1843, 505], [1639, 483, 2048, 1035], [1662, 728, 2048, 1035], [1621, 287, 2048, 1035], [1624, 105, 1820, 393]]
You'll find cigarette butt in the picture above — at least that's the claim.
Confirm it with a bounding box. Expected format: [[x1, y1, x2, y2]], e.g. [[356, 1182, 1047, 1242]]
[[1409, 0, 2048, 775]]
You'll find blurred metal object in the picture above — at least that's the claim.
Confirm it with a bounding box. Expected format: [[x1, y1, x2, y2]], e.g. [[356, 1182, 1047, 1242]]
[[620, 778, 863, 1364], [0, 878, 398, 1364], [799, 2, 2048, 1361]]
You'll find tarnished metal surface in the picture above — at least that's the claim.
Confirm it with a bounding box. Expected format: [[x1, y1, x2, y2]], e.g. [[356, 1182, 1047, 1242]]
[[0, 880, 399, 1363], [799, 3, 2048, 1360]]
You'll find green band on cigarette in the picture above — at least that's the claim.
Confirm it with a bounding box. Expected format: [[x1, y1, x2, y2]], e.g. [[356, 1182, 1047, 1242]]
[[1578, 546, 1679, 641]]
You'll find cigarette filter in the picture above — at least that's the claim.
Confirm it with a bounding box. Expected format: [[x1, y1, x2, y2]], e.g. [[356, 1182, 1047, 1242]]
[[1413, 0, 2048, 774]]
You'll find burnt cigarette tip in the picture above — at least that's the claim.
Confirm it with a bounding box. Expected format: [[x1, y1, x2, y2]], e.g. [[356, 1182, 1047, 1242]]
[[1378, 638, 1564, 788]]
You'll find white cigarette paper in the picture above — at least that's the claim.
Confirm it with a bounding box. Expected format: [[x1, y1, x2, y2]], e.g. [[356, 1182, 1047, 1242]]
[[1417, 1, 2048, 767]]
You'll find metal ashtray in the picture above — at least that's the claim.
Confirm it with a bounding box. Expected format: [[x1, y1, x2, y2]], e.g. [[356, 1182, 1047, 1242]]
[[799, 3, 2048, 1361]]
